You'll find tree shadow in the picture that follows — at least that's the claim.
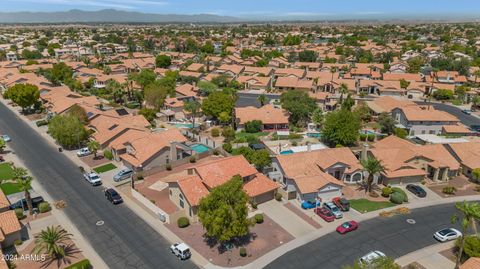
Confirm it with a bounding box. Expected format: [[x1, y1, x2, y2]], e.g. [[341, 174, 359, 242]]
[[203, 232, 258, 254], [39, 244, 82, 269]]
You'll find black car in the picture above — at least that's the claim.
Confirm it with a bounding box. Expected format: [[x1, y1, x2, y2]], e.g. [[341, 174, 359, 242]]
[[105, 188, 123, 204], [406, 184, 427, 198], [9, 196, 44, 211]]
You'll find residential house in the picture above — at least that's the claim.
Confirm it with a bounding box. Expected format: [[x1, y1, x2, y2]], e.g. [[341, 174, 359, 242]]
[[274, 76, 313, 91], [392, 106, 459, 135], [269, 147, 364, 201], [236, 76, 272, 91], [444, 142, 480, 180], [235, 104, 289, 131], [366, 96, 417, 115], [0, 210, 22, 248]]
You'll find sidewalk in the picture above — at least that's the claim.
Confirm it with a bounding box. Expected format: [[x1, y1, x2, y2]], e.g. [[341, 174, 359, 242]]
[[396, 242, 455, 269]]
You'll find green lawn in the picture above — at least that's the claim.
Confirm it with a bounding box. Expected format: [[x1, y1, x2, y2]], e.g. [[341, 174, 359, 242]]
[[93, 163, 117, 173], [0, 182, 27, 195], [349, 199, 396, 213], [0, 163, 14, 181]]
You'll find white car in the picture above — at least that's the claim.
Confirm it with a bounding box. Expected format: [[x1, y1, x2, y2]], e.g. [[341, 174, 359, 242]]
[[1, 135, 11, 142], [170, 243, 191, 260], [434, 228, 462, 242], [83, 172, 102, 186], [359, 251, 386, 265], [323, 201, 343, 219], [76, 147, 91, 157]]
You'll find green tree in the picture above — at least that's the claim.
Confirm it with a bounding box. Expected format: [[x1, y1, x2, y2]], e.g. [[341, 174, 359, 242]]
[[322, 109, 361, 146], [202, 91, 234, 119], [184, 100, 201, 128], [198, 176, 251, 243], [17, 176, 34, 215], [155, 54, 171, 68], [433, 89, 454, 100], [341, 94, 355, 111], [132, 69, 156, 91], [298, 50, 318, 62], [33, 225, 73, 260], [67, 104, 88, 124], [218, 111, 231, 125], [394, 128, 408, 139], [361, 157, 386, 193], [342, 256, 400, 269], [311, 108, 324, 128], [280, 90, 317, 127], [144, 81, 168, 110], [457, 235, 480, 258], [48, 114, 89, 149], [250, 150, 271, 169], [353, 103, 371, 123], [49, 62, 73, 85], [201, 41, 214, 54], [139, 108, 156, 123], [0, 138, 5, 153], [197, 80, 217, 96], [4, 83, 40, 112], [378, 112, 396, 135], [87, 140, 100, 159], [472, 168, 480, 183], [407, 57, 425, 73], [257, 94, 268, 106], [245, 120, 263, 133], [452, 201, 480, 269], [399, 79, 410, 89]]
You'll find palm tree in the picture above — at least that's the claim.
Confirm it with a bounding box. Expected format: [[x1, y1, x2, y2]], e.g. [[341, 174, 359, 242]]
[[257, 94, 268, 106], [87, 140, 100, 159], [13, 166, 28, 181], [16, 176, 33, 215], [451, 201, 480, 269], [0, 137, 5, 153], [339, 83, 349, 104], [474, 70, 480, 84], [184, 100, 201, 129], [360, 157, 386, 193], [33, 225, 73, 259], [330, 67, 338, 81]]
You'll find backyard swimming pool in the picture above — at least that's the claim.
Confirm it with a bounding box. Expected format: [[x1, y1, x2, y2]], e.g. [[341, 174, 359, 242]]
[[190, 144, 210, 153]]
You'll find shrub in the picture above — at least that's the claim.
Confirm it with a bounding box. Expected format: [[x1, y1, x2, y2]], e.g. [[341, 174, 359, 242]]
[[390, 192, 404, 204], [35, 119, 48, 127], [14, 208, 25, 220], [245, 120, 263, 133], [211, 128, 220, 137], [291, 141, 298, 146], [177, 217, 190, 228], [381, 187, 393, 197], [189, 156, 196, 163], [239, 247, 247, 257], [65, 259, 91, 269], [457, 235, 480, 258], [222, 142, 232, 153], [213, 149, 220, 156], [103, 149, 113, 160], [275, 192, 282, 201], [359, 133, 367, 141], [254, 213, 264, 224], [222, 126, 235, 141], [442, 186, 456, 195], [475, 185, 480, 193], [13, 239, 23, 246], [367, 134, 375, 142], [391, 187, 408, 202], [166, 164, 172, 171], [136, 173, 144, 180], [251, 201, 258, 209], [38, 201, 51, 213]]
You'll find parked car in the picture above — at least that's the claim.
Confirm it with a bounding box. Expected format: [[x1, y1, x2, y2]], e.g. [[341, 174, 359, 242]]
[[113, 168, 134, 182], [332, 197, 350, 211], [104, 188, 123, 204], [359, 251, 386, 265], [434, 228, 462, 242], [336, 221, 358, 234], [83, 171, 102, 186], [0, 156, 4, 162], [76, 147, 91, 157], [323, 201, 343, 219], [406, 184, 427, 198], [9, 196, 44, 211], [170, 243, 192, 260], [1, 135, 11, 142], [462, 109, 472, 115], [301, 200, 320, 209], [314, 207, 335, 222]]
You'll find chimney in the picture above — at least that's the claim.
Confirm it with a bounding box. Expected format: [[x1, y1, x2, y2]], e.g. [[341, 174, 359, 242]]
[[361, 143, 369, 160], [187, 168, 194, 175]]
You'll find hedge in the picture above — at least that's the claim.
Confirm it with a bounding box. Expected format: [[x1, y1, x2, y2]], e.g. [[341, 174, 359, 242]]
[[65, 259, 91, 269], [177, 217, 190, 228], [391, 187, 408, 202], [38, 201, 51, 213], [381, 187, 393, 198], [390, 192, 404, 204]]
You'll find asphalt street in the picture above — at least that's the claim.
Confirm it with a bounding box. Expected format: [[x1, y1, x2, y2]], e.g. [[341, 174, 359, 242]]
[[265, 202, 476, 269], [415, 101, 480, 127], [0, 102, 197, 269], [236, 92, 279, 108]]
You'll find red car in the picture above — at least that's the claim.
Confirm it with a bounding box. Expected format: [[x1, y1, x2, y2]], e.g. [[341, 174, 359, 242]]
[[336, 221, 359, 234], [314, 207, 335, 222]]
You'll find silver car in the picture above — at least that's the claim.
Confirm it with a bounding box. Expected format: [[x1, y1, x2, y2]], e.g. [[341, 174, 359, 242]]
[[323, 201, 343, 219], [113, 168, 134, 182]]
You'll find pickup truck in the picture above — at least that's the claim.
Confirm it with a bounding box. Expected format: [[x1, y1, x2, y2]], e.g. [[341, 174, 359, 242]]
[[83, 171, 102, 186]]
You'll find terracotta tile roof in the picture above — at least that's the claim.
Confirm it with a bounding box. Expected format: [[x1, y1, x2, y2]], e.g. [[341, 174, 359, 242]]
[[460, 257, 480, 269], [0, 211, 21, 242], [366, 96, 417, 114], [175, 83, 198, 97], [177, 175, 209, 206], [275, 77, 312, 89], [195, 155, 258, 189], [442, 124, 473, 134], [0, 191, 10, 210], [274, 68, 306, 78], [243, 173, 280, 197], [119, 128, 187, 168], [447, 142, 480, 170], [179, 71, 202, 78], [216, 64, 245, 75], [236, 76, 271, 88], [89, 114, 150, 146], [398, 106, 459, 122], [186, 63, 205, 72], [242, 66, 273, 76], [292, 173, 344, 194], [235, 104, 289, 125], [383, 73, 423, 82]]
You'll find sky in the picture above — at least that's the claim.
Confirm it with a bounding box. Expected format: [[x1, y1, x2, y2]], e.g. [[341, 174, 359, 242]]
[[2, 0, 480, 20]]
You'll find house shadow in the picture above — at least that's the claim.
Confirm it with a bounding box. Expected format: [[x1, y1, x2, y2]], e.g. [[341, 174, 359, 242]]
[[20, 224, 30, 241], [39, 244, 82, 269]]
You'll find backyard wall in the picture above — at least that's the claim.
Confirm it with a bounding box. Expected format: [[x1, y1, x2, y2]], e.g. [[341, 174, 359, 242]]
[[131, 188, 170, 223]]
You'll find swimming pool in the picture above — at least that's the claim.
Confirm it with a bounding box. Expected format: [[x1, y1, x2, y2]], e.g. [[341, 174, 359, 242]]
[[280, 150, 294, 155], [173, 123, 194, 128], [190, 144, 210, 153]]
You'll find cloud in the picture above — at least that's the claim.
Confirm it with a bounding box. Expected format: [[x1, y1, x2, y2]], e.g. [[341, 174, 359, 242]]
[[4, 0, 169, 10]]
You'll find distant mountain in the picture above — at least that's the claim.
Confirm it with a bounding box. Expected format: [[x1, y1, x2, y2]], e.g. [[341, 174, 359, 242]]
[[0, 9, 241, 23]]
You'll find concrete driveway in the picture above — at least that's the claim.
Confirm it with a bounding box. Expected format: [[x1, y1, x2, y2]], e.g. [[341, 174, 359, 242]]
[[258, 200, 316, 237], [395, 184, 442, 204]]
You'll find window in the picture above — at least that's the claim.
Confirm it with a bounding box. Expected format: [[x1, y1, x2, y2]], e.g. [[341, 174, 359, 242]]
[[189, 208, 192, 216], [179, 199, 184, 208], [169, 190, 172, 196], [421, 130, 426, 134], [179, 193, 184, 200]]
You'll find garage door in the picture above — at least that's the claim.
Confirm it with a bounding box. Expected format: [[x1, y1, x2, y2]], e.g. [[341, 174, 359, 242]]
[[254, 191, 274, 204], [318, 189, 341, 203]]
